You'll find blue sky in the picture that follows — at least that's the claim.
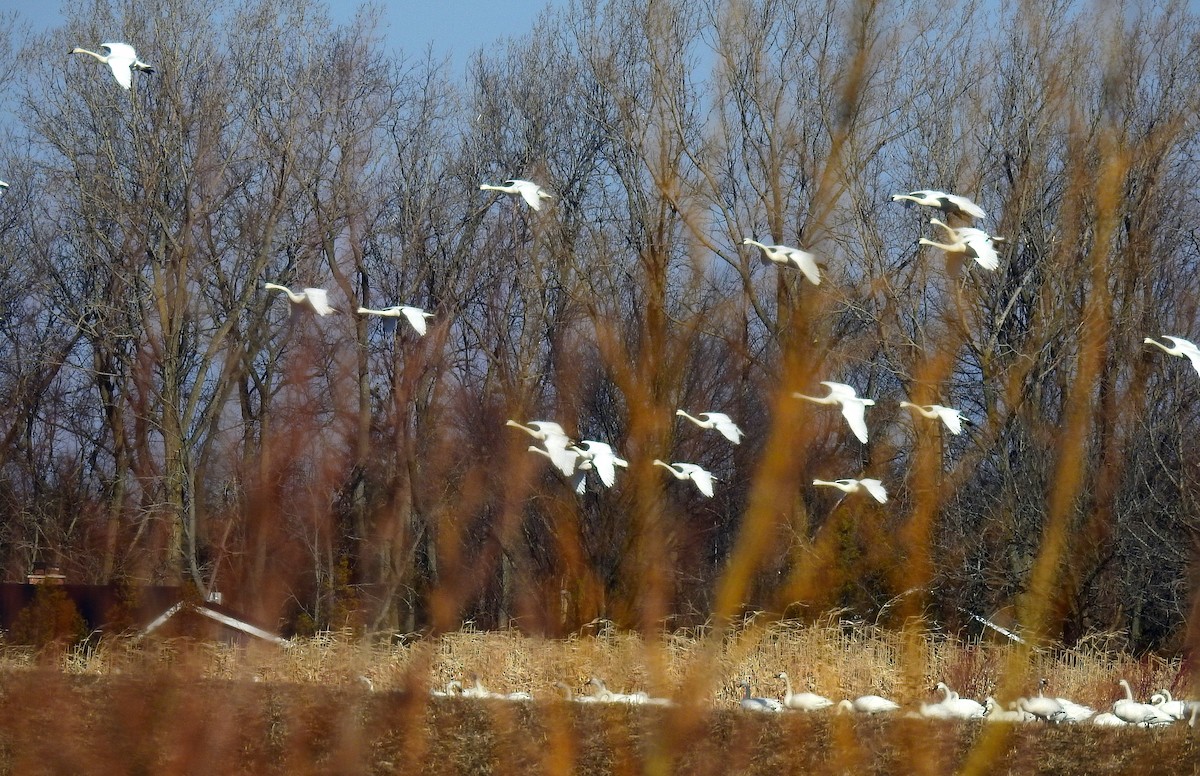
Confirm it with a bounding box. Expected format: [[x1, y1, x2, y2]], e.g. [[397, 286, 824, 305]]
[[14, 0, 557, 65]]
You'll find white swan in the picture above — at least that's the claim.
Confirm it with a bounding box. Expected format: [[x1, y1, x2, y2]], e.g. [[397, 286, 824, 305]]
[[921, 683, 985, 719], [1150, 689, 1198, 721], [505, 420, 569, 442], [1015, 696, 1064, 722], [792, 381, 875, 443], [528, 440, 585, 485], [741, 239, 821, 285], [983, 697, 1033, 722], [899, 401, 965, 435], [1144, 335, 1200, 376], [480, 179, 553, 210], [506, 420, 580, 481], [554, 681, 599, 703], [430, 680, 464, 697], [811, 478, 888, 504], [652, 460, 716, 497], [1113, 679, 1174, 726], [737, 680, 784, 712], [675, 410, 744, 444], [775, 672, 833, 711], [357, 305, 433, 335], [1037, 679, 1094, 722], [264, 282, 337, 315], [587, 678, 650, 704], [70, 42, 154, 89], [569, 440, 628, 488], [890, 190, 986, 221], [918, 219, 1001, 270], [1090, 711, 1127, 726], [836, 695, 900, 714], [0, 180, 8, 190]]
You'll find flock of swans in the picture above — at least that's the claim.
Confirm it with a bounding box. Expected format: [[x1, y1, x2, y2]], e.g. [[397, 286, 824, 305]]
[[31, 40, 1200, 503], [732, 676, 1200, 727], [410, 671, 1198, 728], [47, 39, 1200, 736]]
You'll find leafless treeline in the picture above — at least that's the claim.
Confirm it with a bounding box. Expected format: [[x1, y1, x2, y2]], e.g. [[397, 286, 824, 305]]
[[0, 0, 1197, 650]]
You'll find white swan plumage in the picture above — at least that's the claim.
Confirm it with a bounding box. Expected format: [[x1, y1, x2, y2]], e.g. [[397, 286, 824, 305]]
[[71, 42, 154, 89], [741, 239, 821, 285], [793, 381, 875, 443], [675, 410, 744, 444]]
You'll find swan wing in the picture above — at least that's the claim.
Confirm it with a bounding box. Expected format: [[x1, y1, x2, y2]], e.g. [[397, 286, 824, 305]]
[[840, 401, 870, 444], [944, 193, 986, 220], [961, 230, 999, 269], [1165, 336, 1200, 375], [303, 288, 336, 315], [100, 43, 137, 88], [400, 306, 431, 335], [860, 479, 888, 503], [701, 413, 743, 443], [786, 247, 821, 285], [934, 406, 964, 434]]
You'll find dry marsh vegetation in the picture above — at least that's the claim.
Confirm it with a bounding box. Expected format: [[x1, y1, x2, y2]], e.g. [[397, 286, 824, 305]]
[[0, 625, 1197, 774]]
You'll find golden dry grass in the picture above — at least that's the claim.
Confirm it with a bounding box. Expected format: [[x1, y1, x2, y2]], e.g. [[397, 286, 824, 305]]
[[0, 625, 1196, 776], [12, 620, 1186, 713]]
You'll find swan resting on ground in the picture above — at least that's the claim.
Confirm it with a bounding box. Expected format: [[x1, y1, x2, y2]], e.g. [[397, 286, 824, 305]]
[[775, 672, 833, 711], [737, 680, 784, 712], [837, 695, 900, 714]]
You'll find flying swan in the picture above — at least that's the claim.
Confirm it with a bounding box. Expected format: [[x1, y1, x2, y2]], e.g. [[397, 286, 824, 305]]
[[793, 381, 875, 443], [264, 283, 337, 316], [357, 305, 434, 335], [71, 42, 154, 89], [741, 239, 821, 285], [480, 179, 553, 211]]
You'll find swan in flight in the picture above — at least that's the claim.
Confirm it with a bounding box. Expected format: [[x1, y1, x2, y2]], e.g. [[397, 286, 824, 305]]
[[811, 478, 888, 504], [570, 440, 628, 488], [793, 381, 875, 443], [836, 695, 900, 714], [737, 681, 784, 712], [1113, 679, 1174, 726], [479, 179, 553, 211], [1144, 335, 1200, 376], [653, 460, 716, 497], [741, 239, 821, 284], [357, 305, 433, 335], [919, 219, 1001, 270], [264, 283, 337, 315], [506, 420, 581, 482], [70, 42, 154, 89], [899, 401, 965, 435], [675, 410, 744, 444], [505, 420, 569, 442], [776, 673, 833, 711], [891, 190, 986, 221]]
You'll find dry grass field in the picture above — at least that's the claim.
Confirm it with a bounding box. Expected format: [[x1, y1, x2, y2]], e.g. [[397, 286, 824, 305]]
[[0, 622, 1195, 774]]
